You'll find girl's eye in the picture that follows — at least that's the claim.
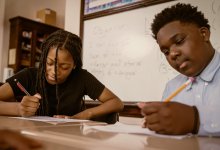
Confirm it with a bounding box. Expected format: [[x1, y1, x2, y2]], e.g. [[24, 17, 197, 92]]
[[46, 61, 54, 66], [60, 65, 71, 70], [60, 67, 69, 70]]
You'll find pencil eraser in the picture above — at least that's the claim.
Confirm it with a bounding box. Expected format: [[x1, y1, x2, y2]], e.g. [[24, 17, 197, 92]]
[[189, 77, 195, 82]]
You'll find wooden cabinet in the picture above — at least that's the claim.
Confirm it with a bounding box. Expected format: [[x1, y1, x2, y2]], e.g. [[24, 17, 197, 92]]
[[8, 16, 61, 73]]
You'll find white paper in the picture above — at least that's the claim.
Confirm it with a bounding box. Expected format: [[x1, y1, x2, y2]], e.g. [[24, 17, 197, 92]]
[[10, 116, 89, 125], [84, 122, 189, 139]]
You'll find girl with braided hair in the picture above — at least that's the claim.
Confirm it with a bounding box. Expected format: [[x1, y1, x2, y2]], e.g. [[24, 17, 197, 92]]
[[0, 30, 124, 123]]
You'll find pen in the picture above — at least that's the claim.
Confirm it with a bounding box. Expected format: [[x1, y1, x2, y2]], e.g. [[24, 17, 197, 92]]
[[164, 77, 195, 102], [14, 79, 31, 96]]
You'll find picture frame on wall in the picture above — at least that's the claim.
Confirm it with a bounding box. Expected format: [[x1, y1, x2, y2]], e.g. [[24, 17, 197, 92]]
[[84, 0, 142, 15], [83, 0, 174, 20]]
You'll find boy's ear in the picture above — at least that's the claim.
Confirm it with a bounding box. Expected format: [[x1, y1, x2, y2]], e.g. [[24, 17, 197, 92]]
[[199, 27, 210, 41]]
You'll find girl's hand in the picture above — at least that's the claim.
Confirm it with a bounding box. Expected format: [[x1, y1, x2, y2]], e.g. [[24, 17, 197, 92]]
[[18, 94, 41, 117], [54, 110, 92, 120], [71, 110, 92, 120]]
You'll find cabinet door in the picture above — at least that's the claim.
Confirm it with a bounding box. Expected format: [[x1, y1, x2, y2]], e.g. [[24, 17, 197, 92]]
[[34, 32, 50, 68], [20, 30, 32, 69]]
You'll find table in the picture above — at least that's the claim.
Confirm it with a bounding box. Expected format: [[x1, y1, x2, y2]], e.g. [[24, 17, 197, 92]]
[[0, 116, 219, 150]]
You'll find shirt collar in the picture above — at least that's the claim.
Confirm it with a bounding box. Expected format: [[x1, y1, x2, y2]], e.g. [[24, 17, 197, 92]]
[[198, 50, 220, 82]]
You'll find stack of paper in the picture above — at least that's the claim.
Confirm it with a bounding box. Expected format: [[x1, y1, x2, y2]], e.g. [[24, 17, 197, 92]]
[[83, 122, 189, 139]]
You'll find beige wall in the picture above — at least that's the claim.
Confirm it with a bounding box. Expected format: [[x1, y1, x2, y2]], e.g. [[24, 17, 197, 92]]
[[0, 0, 5, 82], [0, 0, 82, 82], [65, 0, 81, 36], [4, 0, 66, 28]]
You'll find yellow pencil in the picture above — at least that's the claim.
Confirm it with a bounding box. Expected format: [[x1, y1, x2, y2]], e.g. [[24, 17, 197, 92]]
[[164, 77, 195, 102]]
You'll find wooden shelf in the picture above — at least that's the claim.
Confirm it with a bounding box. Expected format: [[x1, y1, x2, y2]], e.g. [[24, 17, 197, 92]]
[[21, 60, 31, 66], [8, 16, 61, 73]]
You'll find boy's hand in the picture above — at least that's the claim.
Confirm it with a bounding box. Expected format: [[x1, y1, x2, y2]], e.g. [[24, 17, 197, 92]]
[[138, 101, 195, 135]]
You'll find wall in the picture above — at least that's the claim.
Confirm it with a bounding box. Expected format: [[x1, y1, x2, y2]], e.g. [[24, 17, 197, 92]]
[[0, 0, 5, 82], [65, 0, 81, 36], [0, 0, 66, 82]]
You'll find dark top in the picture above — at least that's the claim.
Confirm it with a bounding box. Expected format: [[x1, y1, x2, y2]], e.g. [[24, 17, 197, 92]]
[[6, 68, 105, 116]]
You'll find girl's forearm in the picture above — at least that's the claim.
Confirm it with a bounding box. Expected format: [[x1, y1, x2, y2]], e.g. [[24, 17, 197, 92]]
[[0, 102, 20, 116]]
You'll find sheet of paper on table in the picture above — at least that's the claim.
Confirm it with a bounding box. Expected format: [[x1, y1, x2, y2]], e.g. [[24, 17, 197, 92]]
[[83, 122, 190, 139], [10, 116, 89, 125]]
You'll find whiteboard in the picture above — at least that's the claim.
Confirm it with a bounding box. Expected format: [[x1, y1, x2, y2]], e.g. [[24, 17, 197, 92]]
[[83, 0, 220, 102]]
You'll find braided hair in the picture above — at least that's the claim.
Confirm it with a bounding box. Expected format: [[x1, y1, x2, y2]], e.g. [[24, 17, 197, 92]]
[[151, 3, 210, 40], [35, 30, 82, 115]]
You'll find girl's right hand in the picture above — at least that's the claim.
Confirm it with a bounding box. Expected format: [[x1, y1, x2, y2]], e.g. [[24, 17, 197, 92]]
[[17, 94, 41, 117]]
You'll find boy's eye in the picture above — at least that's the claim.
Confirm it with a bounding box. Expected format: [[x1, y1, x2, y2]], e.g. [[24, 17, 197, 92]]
[[175, 36, 185, 45], [175, 39, 183, 45], [162, 49, 170, 56]]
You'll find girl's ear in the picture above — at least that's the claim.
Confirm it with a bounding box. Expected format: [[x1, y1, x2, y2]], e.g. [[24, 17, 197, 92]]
[[199, 27, 210, 42]]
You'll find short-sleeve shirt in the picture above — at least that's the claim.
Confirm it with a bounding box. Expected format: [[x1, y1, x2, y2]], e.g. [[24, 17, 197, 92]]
[[6, 68, 105, 116], [162, 50, 220, 136]]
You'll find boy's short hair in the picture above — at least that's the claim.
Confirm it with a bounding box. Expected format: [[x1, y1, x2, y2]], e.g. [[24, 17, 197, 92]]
[[151, 3, 210, 39]]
